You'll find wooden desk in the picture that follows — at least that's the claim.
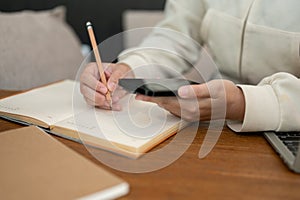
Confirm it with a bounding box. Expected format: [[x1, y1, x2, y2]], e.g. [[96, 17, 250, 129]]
[[1, 90, 299, 199]]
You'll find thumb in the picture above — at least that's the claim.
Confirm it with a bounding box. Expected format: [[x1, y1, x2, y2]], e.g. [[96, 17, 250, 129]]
[[178, 84, 210, 99]]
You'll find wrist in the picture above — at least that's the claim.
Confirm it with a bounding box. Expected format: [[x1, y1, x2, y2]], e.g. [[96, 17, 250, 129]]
[[227, 87, 246, 121]]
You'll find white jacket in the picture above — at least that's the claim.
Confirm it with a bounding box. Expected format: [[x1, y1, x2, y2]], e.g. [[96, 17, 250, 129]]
[[118, 0, 300, 132]]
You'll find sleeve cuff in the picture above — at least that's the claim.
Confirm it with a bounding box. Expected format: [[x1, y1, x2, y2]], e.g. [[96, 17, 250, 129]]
[[227, 84, 280, 132]]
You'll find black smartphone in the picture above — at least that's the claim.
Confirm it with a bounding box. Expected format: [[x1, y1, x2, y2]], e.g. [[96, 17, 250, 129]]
[[118, 78, 198, 96]]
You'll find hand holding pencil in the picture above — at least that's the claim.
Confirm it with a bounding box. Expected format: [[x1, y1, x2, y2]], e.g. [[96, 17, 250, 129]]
[[86, 21, 112, 108], [80, 22, 132, 110]]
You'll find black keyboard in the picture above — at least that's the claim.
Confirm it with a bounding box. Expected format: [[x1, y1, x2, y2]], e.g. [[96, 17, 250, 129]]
[[275, 132, 300, 156]]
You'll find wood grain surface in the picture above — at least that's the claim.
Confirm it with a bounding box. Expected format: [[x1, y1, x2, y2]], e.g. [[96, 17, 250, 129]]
[[1, 90, 299, 200]]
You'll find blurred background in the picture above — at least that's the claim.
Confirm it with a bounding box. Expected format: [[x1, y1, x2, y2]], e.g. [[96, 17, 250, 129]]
[[0, 0, 166, 51], [0, 0, 166, 90]]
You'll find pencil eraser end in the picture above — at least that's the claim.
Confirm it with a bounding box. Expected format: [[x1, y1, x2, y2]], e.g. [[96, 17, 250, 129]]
[[86, 21, 92, 28]]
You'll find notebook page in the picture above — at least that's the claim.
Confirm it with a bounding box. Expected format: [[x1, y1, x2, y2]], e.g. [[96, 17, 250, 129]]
[[54, 95, 181, 149], [0, 80, 88, 126]]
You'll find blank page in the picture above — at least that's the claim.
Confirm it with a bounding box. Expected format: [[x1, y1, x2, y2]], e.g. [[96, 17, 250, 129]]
[[0, 80, 88, 126], [55, 95, 181, 150]]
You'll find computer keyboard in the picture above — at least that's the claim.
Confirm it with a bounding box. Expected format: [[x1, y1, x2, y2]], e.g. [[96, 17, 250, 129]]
[[275, 132, 300, 156]]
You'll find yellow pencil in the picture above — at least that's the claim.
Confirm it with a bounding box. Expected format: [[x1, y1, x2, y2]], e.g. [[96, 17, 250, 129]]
[[86, 21, 112, 109]]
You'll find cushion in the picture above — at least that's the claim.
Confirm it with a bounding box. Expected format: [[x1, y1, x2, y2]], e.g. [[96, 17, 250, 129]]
[[0, 6, 83, 90]]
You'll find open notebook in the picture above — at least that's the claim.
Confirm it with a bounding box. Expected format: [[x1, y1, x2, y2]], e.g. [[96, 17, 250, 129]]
[[0, 126, 129, 200], [0, 80, 185, 158]]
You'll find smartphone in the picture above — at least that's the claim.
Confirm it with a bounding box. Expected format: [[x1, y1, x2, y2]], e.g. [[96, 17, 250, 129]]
[[118, 78, 198, 96]]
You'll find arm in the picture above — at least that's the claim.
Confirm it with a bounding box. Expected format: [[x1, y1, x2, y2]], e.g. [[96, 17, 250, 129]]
[[118, 0, 206, 78], [80, 0, 206, 109], [228, 72, 300, 132], [136, 72, 300, 133]]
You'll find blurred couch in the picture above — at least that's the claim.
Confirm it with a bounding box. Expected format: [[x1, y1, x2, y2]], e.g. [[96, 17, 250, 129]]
[[0, 0, 166, 51], [0, 6, 83, 90], [0, 1, 165, 90]]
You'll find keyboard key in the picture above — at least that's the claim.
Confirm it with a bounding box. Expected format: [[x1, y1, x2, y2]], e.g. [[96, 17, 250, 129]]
[[275, 132, 300, 156], [279, 136, 300, 141]]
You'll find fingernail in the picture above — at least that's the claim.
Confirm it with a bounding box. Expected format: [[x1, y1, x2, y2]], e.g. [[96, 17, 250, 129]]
[[178, 86, 189, 98]]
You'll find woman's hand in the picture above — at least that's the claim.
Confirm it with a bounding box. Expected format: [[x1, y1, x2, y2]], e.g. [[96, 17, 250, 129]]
[[136, 80, 245, 121], [80, 62, 132, 110]]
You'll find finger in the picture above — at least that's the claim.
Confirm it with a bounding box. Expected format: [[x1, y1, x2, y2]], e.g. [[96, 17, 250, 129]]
[[85, 91, 122, 111], [113, 86, 128, 99], [136, 95, 177, 110], [111, 103, 122, 111], [147, 98, 182, 118], [107, 64, 131, 91], [97, 104, 112, 110], [107, 72, 123, 92], [80, 69, 108, 94], [86, 95, 121, 111], [80, 85, 106, 105], [135, 94, 152, 102], [82, 76, 108, 95], [178, 84, 210, 99], [84, 96, 106, 108], [97, 101, 122, 111], [80, 84, 103, 102]]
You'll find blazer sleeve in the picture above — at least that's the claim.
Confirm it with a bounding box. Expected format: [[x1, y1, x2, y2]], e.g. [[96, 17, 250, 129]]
[[118, 0, 206, 78], [228, 72, 300, 132]]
